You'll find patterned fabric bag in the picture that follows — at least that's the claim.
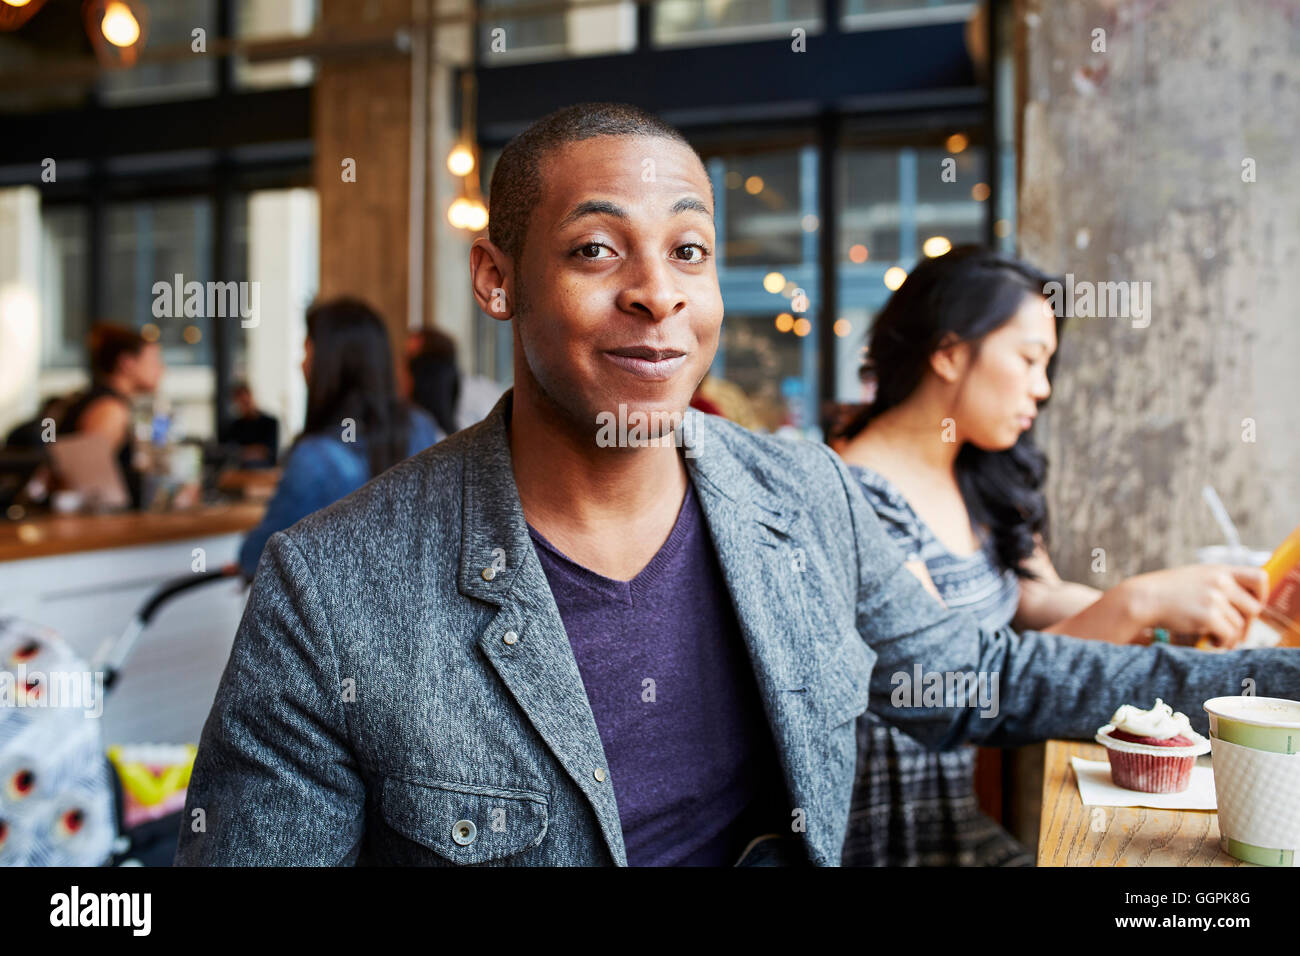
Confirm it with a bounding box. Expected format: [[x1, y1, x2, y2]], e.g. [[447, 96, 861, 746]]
[[0, 617, 117, 866]]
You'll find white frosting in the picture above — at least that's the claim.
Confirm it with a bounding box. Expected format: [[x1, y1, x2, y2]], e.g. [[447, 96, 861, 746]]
[[1108, 698, 1194, 740]]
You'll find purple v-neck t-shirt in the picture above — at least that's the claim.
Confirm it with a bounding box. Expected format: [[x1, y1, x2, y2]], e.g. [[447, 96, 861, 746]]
[[527, 478, 791, 866]]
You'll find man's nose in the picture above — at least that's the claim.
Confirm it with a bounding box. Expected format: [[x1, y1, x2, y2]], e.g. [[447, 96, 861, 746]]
[[616, 254, 687, 322]]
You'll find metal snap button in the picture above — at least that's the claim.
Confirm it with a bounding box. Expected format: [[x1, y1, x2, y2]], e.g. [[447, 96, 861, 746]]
[[481, 567, 497, 581], [452, 819, 477, 846], [503, 630, 518, 645]]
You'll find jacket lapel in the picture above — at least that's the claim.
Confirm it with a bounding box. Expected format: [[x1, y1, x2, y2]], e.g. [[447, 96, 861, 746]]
[[683, 414, 831, 860], [456, 394, 629, 865]]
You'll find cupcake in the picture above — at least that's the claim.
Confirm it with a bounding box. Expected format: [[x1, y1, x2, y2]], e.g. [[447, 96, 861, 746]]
[[1095, 699, 1211, 793]]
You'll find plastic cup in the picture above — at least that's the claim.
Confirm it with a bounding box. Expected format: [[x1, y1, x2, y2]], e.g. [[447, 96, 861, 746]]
[[1203, 696, 1300, 866], [1196, 546, 1278, 648]]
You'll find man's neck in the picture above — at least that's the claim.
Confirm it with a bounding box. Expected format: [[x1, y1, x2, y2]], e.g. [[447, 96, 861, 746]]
[[508, 383, 689, 581]]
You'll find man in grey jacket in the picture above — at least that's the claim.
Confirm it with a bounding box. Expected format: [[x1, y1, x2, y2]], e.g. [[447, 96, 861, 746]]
[[176, 102, 1295, 867]]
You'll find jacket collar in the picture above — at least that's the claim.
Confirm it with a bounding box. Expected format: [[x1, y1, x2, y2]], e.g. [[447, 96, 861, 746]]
[[457, 390, 797, 601]]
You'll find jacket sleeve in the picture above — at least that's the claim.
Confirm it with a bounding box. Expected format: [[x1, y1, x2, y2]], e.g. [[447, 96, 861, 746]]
[[175, 530, 367, 865], [816, 445, 1300, 747]]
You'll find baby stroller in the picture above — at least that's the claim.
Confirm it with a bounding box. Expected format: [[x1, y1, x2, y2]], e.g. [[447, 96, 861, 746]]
[[0, 568, 238, 867]]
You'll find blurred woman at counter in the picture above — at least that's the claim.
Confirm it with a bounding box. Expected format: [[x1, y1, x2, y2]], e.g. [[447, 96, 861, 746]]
[[59, 323, 165, 509], [237, 297, 442, 579]]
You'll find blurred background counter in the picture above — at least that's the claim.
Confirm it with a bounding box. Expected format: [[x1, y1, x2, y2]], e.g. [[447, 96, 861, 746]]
[[0, 502, 263, 749]]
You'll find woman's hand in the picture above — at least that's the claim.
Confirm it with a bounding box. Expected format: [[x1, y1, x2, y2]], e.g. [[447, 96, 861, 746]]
[[1121, 564, 1270, 648]]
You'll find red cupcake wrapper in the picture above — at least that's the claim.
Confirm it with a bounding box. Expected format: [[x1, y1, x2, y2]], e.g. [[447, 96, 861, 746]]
[[1105, 748, 1195, 793]]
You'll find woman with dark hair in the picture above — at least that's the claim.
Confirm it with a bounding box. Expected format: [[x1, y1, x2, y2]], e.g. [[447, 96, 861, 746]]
[[237, 297, 442, 579], [59, 322, 165, 508], [832, 245, 1269, 867], [406, 327, 462, 437]]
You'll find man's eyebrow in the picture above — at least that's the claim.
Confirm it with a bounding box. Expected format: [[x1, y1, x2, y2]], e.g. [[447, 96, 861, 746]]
[[557, 196, 714, 230], [558, 199, 627, 229], [671, 196, 713, 218]]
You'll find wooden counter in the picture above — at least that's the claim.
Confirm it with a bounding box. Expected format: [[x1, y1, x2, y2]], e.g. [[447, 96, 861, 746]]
[[0, 503, 264, 562], [1037, 739, 1247, 866]]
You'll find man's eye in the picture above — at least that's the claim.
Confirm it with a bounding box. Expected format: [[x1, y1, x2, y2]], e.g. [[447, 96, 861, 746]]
[[674, 243, 710, 263], [574, 242, 615, 260]]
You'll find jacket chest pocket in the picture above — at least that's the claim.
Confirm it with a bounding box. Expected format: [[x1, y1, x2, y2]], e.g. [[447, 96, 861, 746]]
[[380, 777, 549, 864]]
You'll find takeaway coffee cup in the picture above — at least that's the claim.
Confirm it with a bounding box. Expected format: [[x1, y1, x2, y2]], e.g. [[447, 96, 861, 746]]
[[1203, 696, 1300, 866]]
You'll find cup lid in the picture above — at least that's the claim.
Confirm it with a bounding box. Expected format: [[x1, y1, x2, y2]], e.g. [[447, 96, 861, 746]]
[[1203, 696, 1300, 728]]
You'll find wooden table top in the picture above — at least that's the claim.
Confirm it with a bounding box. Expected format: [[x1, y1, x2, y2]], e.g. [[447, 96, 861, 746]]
[[1037, 739, 1249, 866], [0, 502, 264, 563]]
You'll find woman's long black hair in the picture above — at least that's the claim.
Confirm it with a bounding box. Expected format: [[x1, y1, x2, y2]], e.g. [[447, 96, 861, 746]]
[[409, 328, 462, 437], [834, 246, 1064, 578], [301, 297, 410, 478]]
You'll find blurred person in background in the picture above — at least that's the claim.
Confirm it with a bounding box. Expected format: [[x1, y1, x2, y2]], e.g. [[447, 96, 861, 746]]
[[219, 381, 279, 469], [831, 245, 1270, 867], [237, 298, 442, 579], [406, 328, 462, 437], [57, 322, 165, 509], [405, 328, 505, 434]]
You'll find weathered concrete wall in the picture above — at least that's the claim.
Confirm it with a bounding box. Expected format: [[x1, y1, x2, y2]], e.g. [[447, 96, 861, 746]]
[[1017, 0, 1300, 585]]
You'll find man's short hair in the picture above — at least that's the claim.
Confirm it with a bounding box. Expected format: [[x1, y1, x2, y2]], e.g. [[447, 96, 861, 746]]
[[487, 102, 709, 265]]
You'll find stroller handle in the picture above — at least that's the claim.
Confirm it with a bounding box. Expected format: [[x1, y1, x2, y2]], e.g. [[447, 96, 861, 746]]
[[97, 566, 241, 692]]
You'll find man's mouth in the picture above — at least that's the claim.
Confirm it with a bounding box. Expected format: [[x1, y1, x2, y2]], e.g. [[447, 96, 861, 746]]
[[603, 346, 688, 381]]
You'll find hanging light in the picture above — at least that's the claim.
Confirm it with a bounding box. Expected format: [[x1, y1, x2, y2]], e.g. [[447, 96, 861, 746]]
[[83, 0, 148, 67], [447, 144, 475, 177], [0, 0, 47, 32], [446, 73, 488, 233], [462, 198, 488, 232], [101, 0, 139, 46], [448, 197, 487, 232], [447, 197, 473, 230]]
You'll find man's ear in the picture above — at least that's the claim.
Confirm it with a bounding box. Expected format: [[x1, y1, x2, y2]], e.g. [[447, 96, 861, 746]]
[[929, 332, 969, 384], [469, 237, 515, 322]]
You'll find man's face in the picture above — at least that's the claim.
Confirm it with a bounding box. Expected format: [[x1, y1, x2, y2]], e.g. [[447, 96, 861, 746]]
[[511, 135, 722, 438]]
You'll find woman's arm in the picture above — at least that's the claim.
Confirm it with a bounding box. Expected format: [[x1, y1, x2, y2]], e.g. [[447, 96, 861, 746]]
[[74, 396, 131, 452], [1015, 541, 1269, 647], [1013, 541, 1110, 633]]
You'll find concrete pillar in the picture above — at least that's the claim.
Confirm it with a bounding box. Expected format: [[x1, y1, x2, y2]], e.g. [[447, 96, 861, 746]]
[[314, 0, 476, 370], [1016, 0, 1300, 585]]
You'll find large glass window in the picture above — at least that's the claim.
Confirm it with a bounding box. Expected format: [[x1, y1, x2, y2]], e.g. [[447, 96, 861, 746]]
[[234, 0, 319, 90], [842, 0, 973, 27], [834, 134, 987, 402], [707, 147, 819, 434], [654, 0, 822, 46], [98, 0, 218, 106], [479, 0, 635, 63], [101, 196, 215, 366], [39, 205, 91, 369]]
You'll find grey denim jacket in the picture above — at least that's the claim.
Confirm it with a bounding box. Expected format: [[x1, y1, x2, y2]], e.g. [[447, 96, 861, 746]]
[[175, 391, 1300, 866]]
